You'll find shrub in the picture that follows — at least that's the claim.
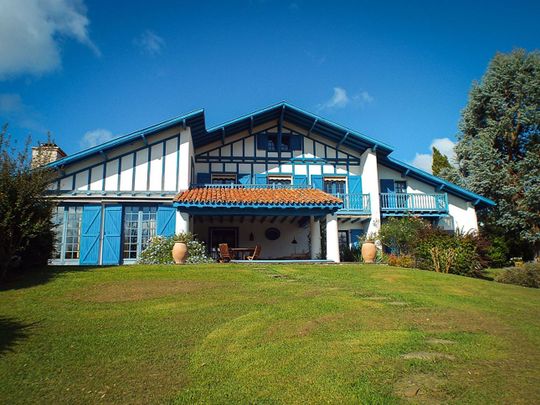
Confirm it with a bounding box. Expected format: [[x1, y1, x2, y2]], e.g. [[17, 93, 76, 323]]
[[387, 254, 415, 268], [138, 233, 213, 265], [495, 262, 540, 288], [378, 217, 429, 255], [340, 245, 362, 262], [486, 236, 511, 268]]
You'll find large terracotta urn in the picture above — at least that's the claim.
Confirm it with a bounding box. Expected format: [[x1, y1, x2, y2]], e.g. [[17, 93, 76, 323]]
[[172, 242, 188, 264], [361, 242, 377, 264]]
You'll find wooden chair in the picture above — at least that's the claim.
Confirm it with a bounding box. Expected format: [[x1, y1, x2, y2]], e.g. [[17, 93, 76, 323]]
[[218, 243, 231, 263], [246, 244, 261, 261]]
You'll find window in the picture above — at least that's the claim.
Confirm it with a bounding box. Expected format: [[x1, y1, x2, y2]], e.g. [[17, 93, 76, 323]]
[[123, 206, 157, 260], [267, 176, 291, 186], [211, 174, 236, 184], [323, 178, 346, 195], [338, 231, 349, 250], [258, 132, 301, 151], [52, 206, 83, 261], [395, 181, 407, 193]]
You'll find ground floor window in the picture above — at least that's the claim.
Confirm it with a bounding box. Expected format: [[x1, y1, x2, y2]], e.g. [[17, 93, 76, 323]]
[[123, 206, 157, 260], [338, 230, 349, 251], [52, 206, 83, 261]]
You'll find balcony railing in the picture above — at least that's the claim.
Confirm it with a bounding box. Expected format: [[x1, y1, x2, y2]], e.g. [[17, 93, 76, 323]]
[[380, 192, 448, 215], [334, 193, 371, 215]]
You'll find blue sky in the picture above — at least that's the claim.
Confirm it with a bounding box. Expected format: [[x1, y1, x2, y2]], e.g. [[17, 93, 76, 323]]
[[1, 0, 539, 171]]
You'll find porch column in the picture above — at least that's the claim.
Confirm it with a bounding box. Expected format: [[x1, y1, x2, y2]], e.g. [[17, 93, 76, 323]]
[[175, 211, 190, 234], [310, 216, 321, 259], [326, 213, 340, 263]]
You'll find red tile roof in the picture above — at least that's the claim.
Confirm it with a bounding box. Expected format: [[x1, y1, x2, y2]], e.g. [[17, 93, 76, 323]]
[[173, 186, 342, 207]]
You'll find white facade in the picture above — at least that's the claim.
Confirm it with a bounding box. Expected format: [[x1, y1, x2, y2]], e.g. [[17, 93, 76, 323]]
[[44, 103, 492, 265]]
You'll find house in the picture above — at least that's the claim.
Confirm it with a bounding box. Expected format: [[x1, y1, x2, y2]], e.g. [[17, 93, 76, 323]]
[[40, 102, 495, 265]]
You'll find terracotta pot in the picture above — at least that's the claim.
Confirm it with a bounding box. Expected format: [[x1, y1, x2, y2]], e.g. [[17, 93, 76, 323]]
[[361, 242, 377, 264], [172, 242, 188, 264]]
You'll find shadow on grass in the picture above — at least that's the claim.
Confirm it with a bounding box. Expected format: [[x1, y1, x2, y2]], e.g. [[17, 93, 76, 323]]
[[0, 266, 90, 291], [0, 317, 33, 356]]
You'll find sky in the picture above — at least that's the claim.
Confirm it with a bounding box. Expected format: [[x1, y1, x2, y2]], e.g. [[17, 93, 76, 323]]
[[0, 0, 539, 172]]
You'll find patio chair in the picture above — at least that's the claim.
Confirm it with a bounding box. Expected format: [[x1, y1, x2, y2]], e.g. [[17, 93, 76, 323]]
[[218, 243, 231, 263], [246, 244, 261, 261]]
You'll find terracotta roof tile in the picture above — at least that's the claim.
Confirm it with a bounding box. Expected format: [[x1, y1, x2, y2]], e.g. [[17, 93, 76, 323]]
[[173, 186, 342, 207]]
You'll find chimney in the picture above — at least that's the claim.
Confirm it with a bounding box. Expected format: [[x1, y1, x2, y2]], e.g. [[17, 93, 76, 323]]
[[31, 143, 67, 168]]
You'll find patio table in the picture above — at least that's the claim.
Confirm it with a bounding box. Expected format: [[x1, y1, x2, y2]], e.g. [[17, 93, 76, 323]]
[[229, 247, 255, 260]]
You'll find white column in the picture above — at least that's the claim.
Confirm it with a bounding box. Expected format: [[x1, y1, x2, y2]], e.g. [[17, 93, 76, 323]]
[[326, 213, 340, 262], [310, 216, 321, 259], [175, 210, 190, 234], [360, 148, 381, 236], [178, 128, 194, 191]]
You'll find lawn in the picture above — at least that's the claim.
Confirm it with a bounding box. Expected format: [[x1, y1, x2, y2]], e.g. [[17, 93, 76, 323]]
[[1, 264, 539, 404]]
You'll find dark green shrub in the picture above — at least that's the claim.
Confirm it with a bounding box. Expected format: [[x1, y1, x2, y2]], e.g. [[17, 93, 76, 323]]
[[378, 217, 429, 255], [495, 263, 540, 288], [486, 236, 511, 268], [340, 245, 362, 262]]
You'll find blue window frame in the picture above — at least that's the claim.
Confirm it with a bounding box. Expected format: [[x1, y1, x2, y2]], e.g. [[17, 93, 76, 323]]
[[267, 176, 291, 186], [123, 206, 157, 260], [323, 178, 346, 195], [395, 181, 407, 193], [211, 174, 236, 184], [52, 206, 83, 262]]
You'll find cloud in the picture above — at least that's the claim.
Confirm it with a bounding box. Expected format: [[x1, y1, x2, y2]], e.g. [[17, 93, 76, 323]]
[[80, 129, 114, 149], [0, 0, 99, 79], [133, 30, 165, 56], [411, 137, 457, 173], [0, 93, 45, 132], [317, 87, 374, 112]]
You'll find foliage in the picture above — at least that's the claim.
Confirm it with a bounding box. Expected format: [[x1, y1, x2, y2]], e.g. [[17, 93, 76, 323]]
[[378, 217, 429, 256], [138, 233, 213, 265], [0, 125, 56, 280], [441, 49, 540, 259], [486, 236, 511, 268], [340, 245, 362, 262], [431, 146, 453, 177], [495, 262, 540, 288], [387, 254, 415, 268]]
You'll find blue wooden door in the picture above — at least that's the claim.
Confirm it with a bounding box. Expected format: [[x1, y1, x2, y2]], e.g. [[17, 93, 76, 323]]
[[239, 174, 251, 184], [102, 205, 123, 265], [255, 174, 267, 184], [197, 173, 211, 185], [80, 205, 102, 265], [380, 179, 395, 208], [311, 175, 323, 190], [157, 206, 176, 237], [348, 176, 363, 209], [350, 229, 364, 248], [293, 174, 307, 187]]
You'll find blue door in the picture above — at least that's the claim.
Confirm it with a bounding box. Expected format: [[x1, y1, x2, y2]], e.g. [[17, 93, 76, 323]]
[[255, 174, 267, 184], [311, 175, 323, 190], [157, 206, 176, 237], [293, 174, 307, 187], [102, 205, 123, 265], [80, 205, 102, 265]]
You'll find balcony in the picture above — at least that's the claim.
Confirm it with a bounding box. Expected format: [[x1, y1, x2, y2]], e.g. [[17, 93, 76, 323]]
[[380, 192, 448, 216], [334, 193, 371, 215]]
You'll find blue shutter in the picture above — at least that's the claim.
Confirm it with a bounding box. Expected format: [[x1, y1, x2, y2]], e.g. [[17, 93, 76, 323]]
[[239, 174, 252, 184], [311, 175, 323, 190], [80, 205, 102, 265], [293, 174, 307, 187], [197, 173, 211, 185], [255, 174, 267, 184], [290, 135, 302, 150], [256, 133, 268, 150], [102, 205, 123, 265], [348, 176, 363, 209], [350, 229, 364, 248], [157, 206, 176, 237]]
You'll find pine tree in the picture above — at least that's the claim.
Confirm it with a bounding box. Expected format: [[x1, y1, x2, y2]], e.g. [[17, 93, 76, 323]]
[[451, 49, 540, 259], [432, 146, 452, 177]]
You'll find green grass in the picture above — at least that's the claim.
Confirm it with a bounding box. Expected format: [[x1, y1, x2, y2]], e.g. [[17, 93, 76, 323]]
[[1, 264, 539, 404]]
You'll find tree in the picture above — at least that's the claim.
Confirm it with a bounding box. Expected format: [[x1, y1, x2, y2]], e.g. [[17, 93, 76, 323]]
[[0, 125, 56, 280], [447, 49, 540, 260], [432, 146, 453, 177]]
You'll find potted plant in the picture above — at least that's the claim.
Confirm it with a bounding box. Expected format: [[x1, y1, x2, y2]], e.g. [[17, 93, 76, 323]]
[[172, 232, 193, 264], [361, 232, 378, 264]]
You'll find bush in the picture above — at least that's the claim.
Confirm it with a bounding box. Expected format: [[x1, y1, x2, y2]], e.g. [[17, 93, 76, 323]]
[[138, 233, 214, 265], [387, 254, 415, 268], [486, 236, 511, 268], [495, 262, 540, 288], [340, 245, 362, 262], [378, 217, 429, 255]]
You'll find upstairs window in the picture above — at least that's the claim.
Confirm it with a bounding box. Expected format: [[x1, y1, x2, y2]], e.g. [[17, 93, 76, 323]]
[[257, 132, 301, 151], [395, 181, 407, 193], [267, 176, 292, 186], [323, 177, 346, 195], [211, 174, 236, 184]]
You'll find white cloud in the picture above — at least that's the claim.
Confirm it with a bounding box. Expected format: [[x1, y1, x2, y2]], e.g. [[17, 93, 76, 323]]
[[0, 93, 45, 132], [133, 30, 165, 56], [318, 87, 374, 112], [80, 129, 114, 149], [0, 0, 99, 79], [411, 137, 457, 173]]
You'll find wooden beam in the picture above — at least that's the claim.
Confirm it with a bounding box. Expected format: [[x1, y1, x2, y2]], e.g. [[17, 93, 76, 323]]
[[336, 132, 349, 149], [221, 127, 226, 145], [308, 118, 318, 137], [240, 216, 244, 223], [260, 216, 267, 223], [351, 218, 360, 224], [251, 216, 256, 223], [209, 216, 213, 224], [270, 216, 277, 223], [289, 216, 298, 224], [229, 216, 233, 222], [281, 216, 288, 223]]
